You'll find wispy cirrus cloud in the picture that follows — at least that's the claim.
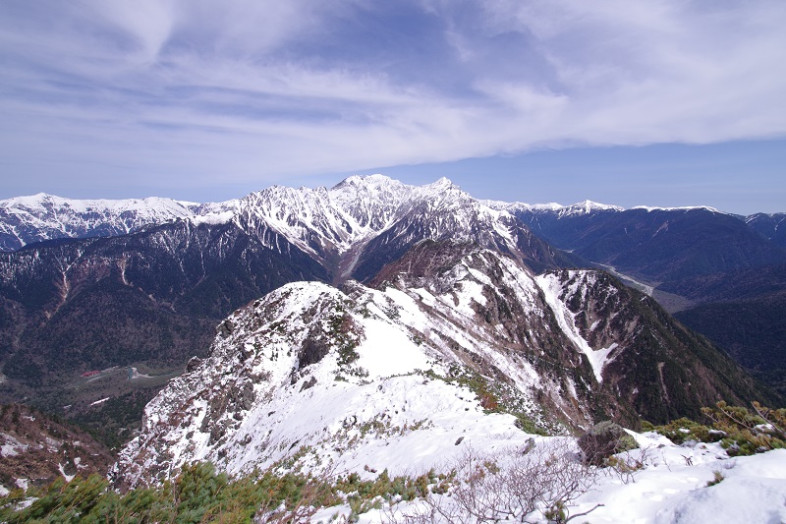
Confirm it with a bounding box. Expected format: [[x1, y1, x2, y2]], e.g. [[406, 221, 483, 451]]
[[0, 0, 784, 200]]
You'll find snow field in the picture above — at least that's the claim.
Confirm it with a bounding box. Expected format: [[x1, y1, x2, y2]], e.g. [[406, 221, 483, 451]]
[[309, 435, 786, 523]]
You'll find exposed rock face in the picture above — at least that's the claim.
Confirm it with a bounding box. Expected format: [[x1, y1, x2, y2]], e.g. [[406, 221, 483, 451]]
[[535, 269, 771, 422], [578, 420, 638, 466]]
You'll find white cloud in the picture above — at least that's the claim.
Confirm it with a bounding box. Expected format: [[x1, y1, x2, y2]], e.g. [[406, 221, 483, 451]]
[[87, 0, 178, 64], [0, 0, 784, 192]]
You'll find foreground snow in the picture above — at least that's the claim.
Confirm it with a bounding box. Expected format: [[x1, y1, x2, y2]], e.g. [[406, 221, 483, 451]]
[[115, 280, 543, 486], [577, 433, 786, 524], [311, 432, 786, 523]]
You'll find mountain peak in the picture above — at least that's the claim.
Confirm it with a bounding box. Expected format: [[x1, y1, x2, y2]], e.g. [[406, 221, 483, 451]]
[[1, 192, 57, 210], [565, 200, 624, 214], [427, 176, 456, 191], [332, 173, 397, 189]]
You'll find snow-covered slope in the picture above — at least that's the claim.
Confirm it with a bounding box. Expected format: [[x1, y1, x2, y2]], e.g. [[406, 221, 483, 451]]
[[112, 278, 541, 488], [0, 193, 237, 251], [112, 248, 600, 487], [233, 175, 537, 278], [574, 437, 786, 524], [536, 271, 622, 383], [316, 433, 786, 523], [112, 242, 761, 489]]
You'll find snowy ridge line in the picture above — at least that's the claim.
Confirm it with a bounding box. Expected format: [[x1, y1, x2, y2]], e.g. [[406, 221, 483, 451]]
[[113, 277, 543, 487], [236, 175, 523, 259], [488, 199, 725, 216], [2, 175, 759, 254], [115, 244, 657, 488], [1, 175, 525, 258], [0, 191, 240, 251]]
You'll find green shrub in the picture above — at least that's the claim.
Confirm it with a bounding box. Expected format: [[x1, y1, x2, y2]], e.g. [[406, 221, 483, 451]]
[[0, 453, 464, 522], [654, 417, 719, 445], [655, 402, 786, 456]]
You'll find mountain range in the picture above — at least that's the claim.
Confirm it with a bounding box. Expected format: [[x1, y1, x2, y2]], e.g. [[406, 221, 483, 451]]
[[0, 175, 783, 493]]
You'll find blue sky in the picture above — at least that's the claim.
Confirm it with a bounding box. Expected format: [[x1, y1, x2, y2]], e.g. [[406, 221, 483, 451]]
[[1, 0, 784, 214]]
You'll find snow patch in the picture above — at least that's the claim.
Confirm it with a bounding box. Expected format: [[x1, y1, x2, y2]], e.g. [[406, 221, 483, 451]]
[[535, 272, 614, 382], [1, 433, 28, 456], [58, 463, 76, 482]]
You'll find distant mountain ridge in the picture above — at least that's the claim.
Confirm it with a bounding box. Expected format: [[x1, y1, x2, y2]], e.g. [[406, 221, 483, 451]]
[[494, 200, 786, 397], [1, 176, 578, 280], [501, 204, 786, 289], [746, 212, 786, 248], [0, 192, 239, 252], [3, 183, 776, 255]]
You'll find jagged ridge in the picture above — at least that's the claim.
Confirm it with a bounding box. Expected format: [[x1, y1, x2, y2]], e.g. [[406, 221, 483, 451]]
[[113, 243, 767, 487]]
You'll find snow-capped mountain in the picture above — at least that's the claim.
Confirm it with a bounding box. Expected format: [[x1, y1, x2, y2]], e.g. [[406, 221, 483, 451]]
[[236, 175, 414, 261], [233, 175, 575, 280], [112, 242, 763, 488], [0, 174, 779, 468], [0, 192, 238, 251], [113, 278, 540, 487], [1, 176, 573, 278]]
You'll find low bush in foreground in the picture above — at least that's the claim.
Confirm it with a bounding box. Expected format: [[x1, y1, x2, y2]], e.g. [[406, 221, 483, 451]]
[[0, 441, 600, 523], [652, 401, 785, 456], [0, 463, 340, 524], [0, 461, 460, 523]]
